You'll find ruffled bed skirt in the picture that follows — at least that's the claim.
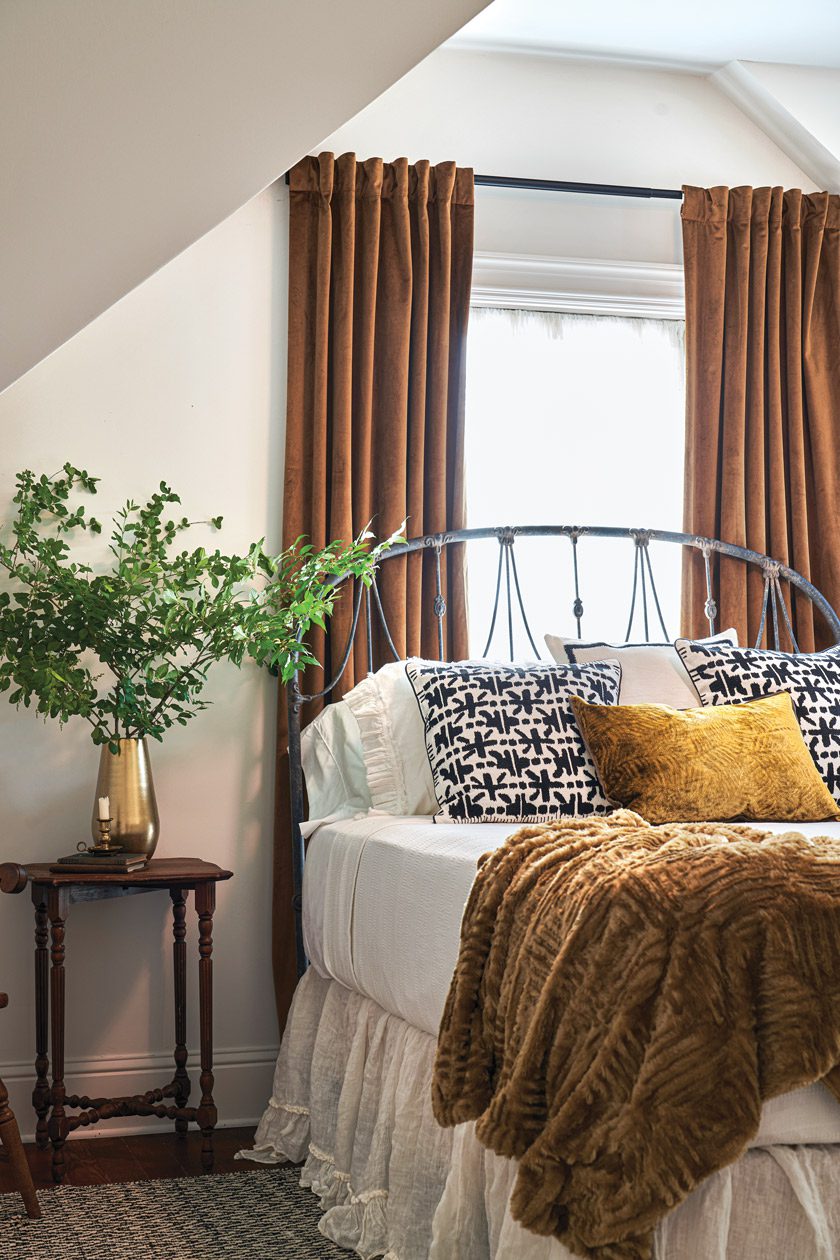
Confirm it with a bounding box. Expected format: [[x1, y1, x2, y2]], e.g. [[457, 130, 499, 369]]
[[241, 969, 840, 1260]]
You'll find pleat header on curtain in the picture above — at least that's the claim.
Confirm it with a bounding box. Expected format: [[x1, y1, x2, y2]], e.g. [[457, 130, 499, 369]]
[[682, 184, 840, 231], [289, 152, 475, 207]]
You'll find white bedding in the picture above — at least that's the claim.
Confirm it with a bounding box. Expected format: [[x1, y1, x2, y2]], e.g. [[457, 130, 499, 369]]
[[302, 811, 840, 1149]]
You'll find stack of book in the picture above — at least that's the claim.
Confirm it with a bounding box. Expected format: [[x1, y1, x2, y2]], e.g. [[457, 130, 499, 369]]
[[50, 851, 149, 874]]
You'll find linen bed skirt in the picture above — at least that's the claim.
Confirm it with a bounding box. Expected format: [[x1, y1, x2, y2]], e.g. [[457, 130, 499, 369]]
[[242, 968, 840, 1260]]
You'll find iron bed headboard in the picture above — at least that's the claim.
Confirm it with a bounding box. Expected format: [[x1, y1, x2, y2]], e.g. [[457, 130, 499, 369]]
[[286, 525, 840, 974]]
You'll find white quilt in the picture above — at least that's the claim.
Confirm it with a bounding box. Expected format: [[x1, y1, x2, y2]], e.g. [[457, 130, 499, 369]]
[[302, 812, 840, 1148]]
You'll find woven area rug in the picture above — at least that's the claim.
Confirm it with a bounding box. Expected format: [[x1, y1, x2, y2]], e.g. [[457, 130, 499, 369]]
[[0, 1167, 346, 1259]]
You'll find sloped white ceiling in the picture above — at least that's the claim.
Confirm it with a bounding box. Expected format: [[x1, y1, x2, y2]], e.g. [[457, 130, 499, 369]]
[[450, 0, 840, 69], [0, 0, 489, 393]]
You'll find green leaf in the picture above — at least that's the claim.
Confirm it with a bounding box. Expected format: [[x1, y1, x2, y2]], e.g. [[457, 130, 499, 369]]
[[0, 468, 396, 745]]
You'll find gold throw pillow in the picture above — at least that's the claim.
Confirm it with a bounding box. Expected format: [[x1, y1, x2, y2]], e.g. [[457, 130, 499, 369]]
[[570, 691, 840, 824]]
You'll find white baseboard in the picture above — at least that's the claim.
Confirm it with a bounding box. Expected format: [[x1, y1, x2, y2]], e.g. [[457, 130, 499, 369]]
[[1, 1045, 279, 1142]]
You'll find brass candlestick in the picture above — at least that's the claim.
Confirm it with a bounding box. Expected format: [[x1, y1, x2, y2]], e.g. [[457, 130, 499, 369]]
[[89, 817, 124, 855]]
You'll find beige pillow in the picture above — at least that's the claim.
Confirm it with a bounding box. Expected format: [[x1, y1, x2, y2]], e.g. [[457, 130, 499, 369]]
[[544, 630, 738, 708]]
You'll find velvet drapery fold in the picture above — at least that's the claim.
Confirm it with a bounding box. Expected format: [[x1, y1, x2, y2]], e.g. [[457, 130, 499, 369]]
[[681, 184, 840, 651], [272, 152, 474, 1025]]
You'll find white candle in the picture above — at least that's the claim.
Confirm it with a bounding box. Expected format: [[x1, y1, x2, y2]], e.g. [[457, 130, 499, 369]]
[[98, 795, 110, 821]]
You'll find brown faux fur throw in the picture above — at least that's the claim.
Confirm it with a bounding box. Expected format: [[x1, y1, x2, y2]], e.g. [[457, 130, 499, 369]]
[[432, 810, 840, 1260]]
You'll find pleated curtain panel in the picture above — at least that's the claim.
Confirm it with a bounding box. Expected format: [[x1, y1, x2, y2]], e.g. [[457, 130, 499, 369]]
[[681, 185, 840, 650], [272, 152, 474, 1024]]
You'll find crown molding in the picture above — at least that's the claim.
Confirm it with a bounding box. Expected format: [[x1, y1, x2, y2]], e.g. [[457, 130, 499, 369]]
[[471, 252, 685, 319], [712, 61, 840, 192], [441, 39, 718, 76]]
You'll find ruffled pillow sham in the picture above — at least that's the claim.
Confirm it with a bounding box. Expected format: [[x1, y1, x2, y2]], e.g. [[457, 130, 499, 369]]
[[342, 661, 437, 815]]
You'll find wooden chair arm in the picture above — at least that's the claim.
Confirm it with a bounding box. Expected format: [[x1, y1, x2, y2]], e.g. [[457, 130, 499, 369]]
[[0, 864, 28, 895], [0, 994, 8, 1009]]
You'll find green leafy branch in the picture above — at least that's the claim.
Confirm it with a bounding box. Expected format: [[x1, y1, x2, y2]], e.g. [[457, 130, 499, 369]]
[[0, 465, 400, 753]]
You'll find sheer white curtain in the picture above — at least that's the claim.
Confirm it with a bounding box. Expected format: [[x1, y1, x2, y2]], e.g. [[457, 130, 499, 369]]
[[464, 306, 685, 656]]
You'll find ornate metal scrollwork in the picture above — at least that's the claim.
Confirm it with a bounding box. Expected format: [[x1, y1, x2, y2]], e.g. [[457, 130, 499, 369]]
[[697, 540, 717, 635], [630, 528, 653, 548]]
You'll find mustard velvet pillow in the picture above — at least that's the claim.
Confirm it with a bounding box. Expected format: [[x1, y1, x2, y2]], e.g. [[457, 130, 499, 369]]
[[570, 691, 840, 824]]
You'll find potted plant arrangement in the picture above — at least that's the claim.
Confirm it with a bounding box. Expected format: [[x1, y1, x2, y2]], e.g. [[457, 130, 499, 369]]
[[0, 465, 395, 855]]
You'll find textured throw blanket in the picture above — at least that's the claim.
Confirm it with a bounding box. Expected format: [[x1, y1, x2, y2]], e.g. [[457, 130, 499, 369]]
[[432, 810, 840, 1260]]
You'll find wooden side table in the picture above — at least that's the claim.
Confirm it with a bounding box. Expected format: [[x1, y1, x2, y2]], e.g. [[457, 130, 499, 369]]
[[0, 858, 232, 1184]]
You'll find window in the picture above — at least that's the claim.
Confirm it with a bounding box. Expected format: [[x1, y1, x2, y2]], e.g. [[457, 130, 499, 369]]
[[464, 306, 685, 655]]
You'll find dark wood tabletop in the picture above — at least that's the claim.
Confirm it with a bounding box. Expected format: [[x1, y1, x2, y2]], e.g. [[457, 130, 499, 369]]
[[0, 858, 233, 893]]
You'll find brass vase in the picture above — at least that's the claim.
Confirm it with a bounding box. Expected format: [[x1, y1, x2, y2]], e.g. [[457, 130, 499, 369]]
[[91, 737, 160, 856]]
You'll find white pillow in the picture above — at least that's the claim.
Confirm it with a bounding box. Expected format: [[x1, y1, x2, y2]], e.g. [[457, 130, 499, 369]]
[[543, 630, 739, 708], [343, 661, 437, 815], [301, 701, 371, 821]]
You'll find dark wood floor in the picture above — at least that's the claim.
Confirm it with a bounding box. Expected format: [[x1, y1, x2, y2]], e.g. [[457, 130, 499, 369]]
[[0, 1125, 270, 1193]]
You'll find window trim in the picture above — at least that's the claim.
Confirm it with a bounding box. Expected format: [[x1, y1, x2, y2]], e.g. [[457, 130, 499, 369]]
[[471, 252, 685, 320]]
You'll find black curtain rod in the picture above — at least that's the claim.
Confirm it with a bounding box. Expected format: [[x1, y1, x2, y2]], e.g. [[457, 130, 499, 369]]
[[283, 169, 683, 201], [474, 174, 683, 200]]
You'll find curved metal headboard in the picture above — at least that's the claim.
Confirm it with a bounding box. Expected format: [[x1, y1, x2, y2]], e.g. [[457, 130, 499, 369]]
[[285, 524, 840, 972]]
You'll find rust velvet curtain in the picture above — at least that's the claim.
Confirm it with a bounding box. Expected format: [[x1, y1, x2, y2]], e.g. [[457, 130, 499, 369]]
[[272, 152, 474, 1025], [681, 185, 840, 651]]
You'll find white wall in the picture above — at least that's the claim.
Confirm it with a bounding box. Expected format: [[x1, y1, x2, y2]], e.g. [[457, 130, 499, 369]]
[[322, 49, 815, 265], [0, 0, 490, 393], [0, 180, 288, 1139]]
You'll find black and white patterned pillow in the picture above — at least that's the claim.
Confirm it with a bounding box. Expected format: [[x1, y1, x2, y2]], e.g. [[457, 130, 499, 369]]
[[675, 640, 840, 802], [405, 659, 621, 823]]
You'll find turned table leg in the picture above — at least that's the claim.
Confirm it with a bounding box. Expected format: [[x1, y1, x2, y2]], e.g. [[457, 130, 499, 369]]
[[47, 888, 69, 1184], [0, 1073, 40, 1219], [31, 887, 51, 1150], [195, 882, 217, 1172], [170, 887, 190, 1135]]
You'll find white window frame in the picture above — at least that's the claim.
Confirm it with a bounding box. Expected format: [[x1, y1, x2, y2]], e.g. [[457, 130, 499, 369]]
[[464, 257, 686, 650], [470, 252, 685, 320]]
